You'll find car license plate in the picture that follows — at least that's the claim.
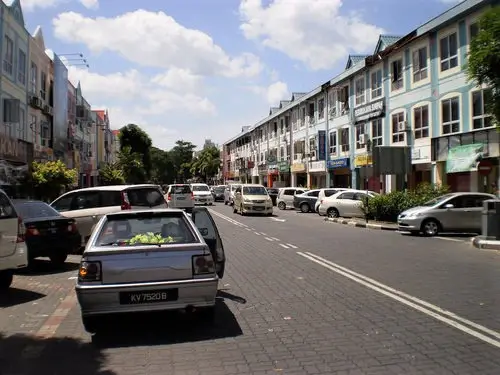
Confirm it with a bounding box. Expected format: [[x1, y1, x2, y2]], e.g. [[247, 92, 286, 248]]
[[119, 289, 178, 305], [199, 199, 206, 202], [176, 197, 185, 200], [254, 206, 264, 211]]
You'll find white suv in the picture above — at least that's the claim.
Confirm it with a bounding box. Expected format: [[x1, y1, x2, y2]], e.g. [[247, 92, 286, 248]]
[[0, 190, 28, 289]]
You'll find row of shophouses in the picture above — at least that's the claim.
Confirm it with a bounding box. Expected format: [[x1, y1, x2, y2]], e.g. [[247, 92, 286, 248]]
[[0, 0, 119, 190], [222, 0, 499, 194]]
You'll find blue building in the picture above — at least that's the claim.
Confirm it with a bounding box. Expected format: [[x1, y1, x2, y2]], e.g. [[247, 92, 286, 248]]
[[224, 0, 498, 193]]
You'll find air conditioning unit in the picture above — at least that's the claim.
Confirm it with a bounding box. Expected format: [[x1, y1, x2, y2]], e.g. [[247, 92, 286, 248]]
[[358, 134, 366, 145], [397, 121, 407, 132]]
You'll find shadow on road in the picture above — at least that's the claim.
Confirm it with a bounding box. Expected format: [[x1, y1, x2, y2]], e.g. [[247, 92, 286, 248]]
[[0, 333, 115, 375], [17, 259, 80, 276], [91, 300, 243, 349], [217, 289, 247, 304], [0, 288, 45, 308]]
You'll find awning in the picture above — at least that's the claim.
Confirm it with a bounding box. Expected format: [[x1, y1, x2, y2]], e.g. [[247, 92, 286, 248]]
[[446, 143, 484, 174]]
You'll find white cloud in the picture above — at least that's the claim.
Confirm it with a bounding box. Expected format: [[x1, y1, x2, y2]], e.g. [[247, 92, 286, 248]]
[[79, 0, 98, 9], [248, 81, 289, 105], [7, 0, 65, 11], [52, 10, 263, 78], [151, 68, 203, 93], [239, 0, 384, 70]]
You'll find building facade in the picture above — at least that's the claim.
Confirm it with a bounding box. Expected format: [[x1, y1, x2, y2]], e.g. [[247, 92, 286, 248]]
[[224, 0, 499, 194]]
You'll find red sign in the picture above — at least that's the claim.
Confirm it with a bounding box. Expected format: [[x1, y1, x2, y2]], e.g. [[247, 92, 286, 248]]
[[478, 159, 493, 176], [247, 161, 255, 169]]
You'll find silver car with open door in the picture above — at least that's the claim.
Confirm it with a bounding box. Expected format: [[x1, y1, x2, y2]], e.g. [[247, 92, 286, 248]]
[[75, 207, 225, 333]]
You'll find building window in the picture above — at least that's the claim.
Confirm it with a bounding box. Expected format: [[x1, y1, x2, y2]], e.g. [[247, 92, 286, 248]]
[[30, 62, 37, 94], [318, 98, 325, 119], [472, 89, 493, 130], [328, 91, 336, 118], [3, 99, 20, 123], [309, 137, 316, 158], [371, 70, 382, 99], [469, 22, 479, 41], [440, 33, 458, 72], [340, 128, 350, 152], [280, 146, 285, 161], [391, 59, 403, 91], [355, 77, 365, 106], [391, 112, 405, 143], [413, 105, 429, 139], [329, 131, 337, 154], [300, 107, 306, 127], [339, 85, 349, 115], [3, 36, 14, 75], [40, 71, 47, 100], [308, 103, 315, 125], [355, 124, 365, 150], [17, 50, 26, 85], [371, 119, 383, 147], [412, 47, 428, 82], [19, 108, 25, 139], [441, 96, 460, 134]]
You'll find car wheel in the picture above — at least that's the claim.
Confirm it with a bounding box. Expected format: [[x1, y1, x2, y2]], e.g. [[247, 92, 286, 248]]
[[0, 270, 13, 290], [327, 207, 340, 218], [224, 201, 227, 205], [82, 316, 101, 333], [50, 254, 68, 267], [278, 202, 286, 210], [421, 219, 440, 237], [199, 306, 215, 322], [300, 203, 310, 213]]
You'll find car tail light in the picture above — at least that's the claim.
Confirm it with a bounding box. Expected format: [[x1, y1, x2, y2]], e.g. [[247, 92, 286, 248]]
[[78, 261, 102, 282], [190, 192, 194, 200], [17, 217, 25, 243], [120, 191, 131, 210], [320, 199, 323, 204], [26, 225, 40, 236], [192, 255, 215, 275], [67, 220, 77, 232], [167, 193, 172, 201]]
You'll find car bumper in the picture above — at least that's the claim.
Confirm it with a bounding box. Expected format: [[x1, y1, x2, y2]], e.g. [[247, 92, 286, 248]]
[[76, 277, 219, 316], [2, 242, 29, 270], [194, 198, 214, 205], [27, 233, 81, 258], [397, 217, 424, 231], [242, 205, 273, 214], [318, 206, 327, 216]]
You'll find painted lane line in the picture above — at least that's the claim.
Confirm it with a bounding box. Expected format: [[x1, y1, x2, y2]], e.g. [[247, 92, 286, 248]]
[[286, 243, 298, 249], [264, 237, 274, 241], [271, 218, 286, 222], [209, 209, 249, 228], [297, 252, 500, 348], [271, 237, 280, 241], [436, 237, 467, 242], [279, 244, 290, 249], [245, 228, 251, 231], [254, 232, 261, 236], [260, 232, 268, 236]]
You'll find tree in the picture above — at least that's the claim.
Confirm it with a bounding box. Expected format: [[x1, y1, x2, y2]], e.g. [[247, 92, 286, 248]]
[[31, 160, 78, 201], [98, 163, 125, 185], [117, 146, 144, 184], [150, 147, 175, 185], [169, 140, 196, 182], [190, 145, 221, 183], [467, 6, 500, 125], [118, 124, 153, 179]]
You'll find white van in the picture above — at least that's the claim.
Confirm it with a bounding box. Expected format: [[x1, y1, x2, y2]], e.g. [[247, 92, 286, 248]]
[[0, 190, 28, 289]]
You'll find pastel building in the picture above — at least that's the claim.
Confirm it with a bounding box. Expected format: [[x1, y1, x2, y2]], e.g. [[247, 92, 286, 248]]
[[224, 0, 499, 193]]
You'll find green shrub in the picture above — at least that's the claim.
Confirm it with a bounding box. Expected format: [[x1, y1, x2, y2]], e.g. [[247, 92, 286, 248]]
[[363, 183, 449, 222]]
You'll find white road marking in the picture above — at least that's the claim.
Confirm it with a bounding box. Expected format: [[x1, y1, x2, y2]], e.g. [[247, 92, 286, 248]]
[[261, 232, 268, 236], [279, 244, 290, 249], [264, 237, 274, 241], [270, 237, 280, 241], [209, 209, 249, 228], [297, 251, 500, 349], [245, 228, 251, 231], [286, 243, 298, 249], [436, 237, 467, 242], [254, 232, 261, 236], [271, 217, 286, 222]]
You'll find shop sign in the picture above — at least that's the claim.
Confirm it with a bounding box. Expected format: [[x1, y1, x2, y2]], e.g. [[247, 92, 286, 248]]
[[258, 164, 267, 174], [478, 159, 493, 176], [446, 143, 484, 173], [317, 130, 326, 161], [291, 163, 306, 173], [353, 99, 385, 124], [354, 154, 372, 167], [268, 167, 279, 175], [267, 155, 277, 164], [278, 161, 289, 172], [309, 160, 325, 172], [247, 160, 255, 169], [327, 158, 349, 169], [0, 135, 28, 163], [234, 170, 240, 177]]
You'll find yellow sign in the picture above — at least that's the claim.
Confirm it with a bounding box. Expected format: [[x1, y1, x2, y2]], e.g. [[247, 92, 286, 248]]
[[291, 163, 306, 173], [354, 154, 372, 167]]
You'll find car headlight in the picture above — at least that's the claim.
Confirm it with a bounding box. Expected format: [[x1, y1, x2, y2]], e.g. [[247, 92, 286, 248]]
[[406, 212, 423, 218], [243, 198, 252, 203]]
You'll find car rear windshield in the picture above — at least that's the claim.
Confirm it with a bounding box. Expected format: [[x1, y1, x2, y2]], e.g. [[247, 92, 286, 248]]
[[192, 185, 210, 192], [14, 201, 60, 219], [243, 186, 267, 195], [214, 187, 225, 193], [126, 187, 165, 206], [96, 212, 197, 246], [171, 185, 191, 194]]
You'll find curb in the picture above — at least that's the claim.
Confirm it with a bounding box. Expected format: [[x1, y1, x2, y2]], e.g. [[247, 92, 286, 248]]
[[324, 217, 398, 231], [471, 236, 500, 250]]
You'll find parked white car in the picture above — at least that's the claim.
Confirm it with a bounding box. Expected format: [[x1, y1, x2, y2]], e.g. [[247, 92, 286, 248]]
[[224, 184, 241, 206], [191, 183, 214, 205], [314, 188, 350, 213], [318, 190, 378, 218], [0, 189, 28, 289]]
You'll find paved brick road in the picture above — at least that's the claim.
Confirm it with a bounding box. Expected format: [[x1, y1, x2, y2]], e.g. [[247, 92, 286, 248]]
[[1, 206, 499, 375]]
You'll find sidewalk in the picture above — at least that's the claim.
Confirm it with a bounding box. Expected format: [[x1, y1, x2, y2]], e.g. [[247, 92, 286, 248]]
[[324, 217, 398, 231], [471, 236, 500, 250]]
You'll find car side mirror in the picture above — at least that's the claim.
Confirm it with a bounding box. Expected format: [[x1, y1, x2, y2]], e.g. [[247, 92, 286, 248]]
[[444, 203, 454, 209]]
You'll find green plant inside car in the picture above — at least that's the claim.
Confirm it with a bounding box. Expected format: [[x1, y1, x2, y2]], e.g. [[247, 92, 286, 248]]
[[126, 232, 174, 245]]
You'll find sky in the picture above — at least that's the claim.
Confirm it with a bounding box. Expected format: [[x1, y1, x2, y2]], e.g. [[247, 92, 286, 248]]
[[18, 0, 464, 151]]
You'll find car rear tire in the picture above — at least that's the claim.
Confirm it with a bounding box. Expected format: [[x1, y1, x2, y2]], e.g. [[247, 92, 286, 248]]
[[327, 207, 340, 218], [300, 203, 310, 213], [421, 219, 440, 237], [224, 201, 227, 205], [0, 270, 13, 290], [50, 254, 68, 267], [278, 202, 286, 210], [82, 316, 101, 333]]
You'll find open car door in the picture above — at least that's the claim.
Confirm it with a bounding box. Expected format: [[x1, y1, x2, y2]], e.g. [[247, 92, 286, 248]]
[[191, 207, 226, 278]]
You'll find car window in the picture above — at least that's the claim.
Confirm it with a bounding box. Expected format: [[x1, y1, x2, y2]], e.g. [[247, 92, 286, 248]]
[[324, 190, 338, 197], [243, 186, 267, 195], [73, 192, 101, 210], [51, 193, 75, 212], [338, 192, 355, 200], [127, 187, 165, 206], [192, 185, 210, 192], [235, 186, 242, 193], [283, 189, 295, 196], [14, 201, 60, 219], [353, 193, 367, 201], [0, 193, 16, 219], [296, 189, 305, 195], [192, 209, 216, 239], [96, 212, 196, 246], [471, 195, 493, 207], [307, 190, 320, 197], [171, 185, 192, 194], [100, 191, 121, 207]]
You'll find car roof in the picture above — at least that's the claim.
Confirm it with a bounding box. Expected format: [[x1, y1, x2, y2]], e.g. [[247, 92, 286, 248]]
[[105, 208, 186, 217], [66, 184, 161, 193], [191, 183, 209, 186], [241, 184, 265, 187]]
